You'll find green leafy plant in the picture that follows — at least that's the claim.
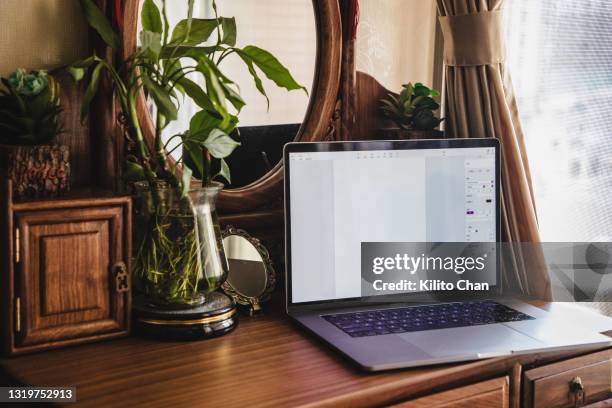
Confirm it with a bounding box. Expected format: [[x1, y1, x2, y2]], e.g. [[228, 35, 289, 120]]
[[71, 0, 305, 306], [0, 69, 62, 145], [71, 0, 305, 194], [380, 82, 443, 131]]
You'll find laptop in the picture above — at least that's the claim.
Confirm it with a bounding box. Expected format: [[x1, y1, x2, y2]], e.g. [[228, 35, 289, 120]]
[[283, 138, 612, 371]]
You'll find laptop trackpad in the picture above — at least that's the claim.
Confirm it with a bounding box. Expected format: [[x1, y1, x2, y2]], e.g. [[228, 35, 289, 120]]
[[398, 324, 543, 357]]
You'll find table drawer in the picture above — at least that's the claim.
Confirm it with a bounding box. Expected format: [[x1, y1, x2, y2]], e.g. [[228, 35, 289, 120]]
[[524, 349, 612, 408], [390, 376, 509, 408]]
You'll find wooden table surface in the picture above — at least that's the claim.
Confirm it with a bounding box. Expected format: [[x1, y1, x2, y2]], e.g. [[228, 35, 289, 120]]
[[1, 300, 610, 408]]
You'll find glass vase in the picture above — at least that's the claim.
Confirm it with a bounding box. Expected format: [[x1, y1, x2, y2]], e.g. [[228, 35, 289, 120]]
[[133, 180, 228, 308]]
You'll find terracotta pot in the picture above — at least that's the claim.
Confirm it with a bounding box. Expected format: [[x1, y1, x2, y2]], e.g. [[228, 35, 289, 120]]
[[0, 144, 71, 198], [381, 128, 445, 140]]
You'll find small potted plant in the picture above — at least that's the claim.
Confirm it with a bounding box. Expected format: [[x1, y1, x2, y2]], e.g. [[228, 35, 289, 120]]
[[0, 69, 68, 197], [380, 82, 444, 139]]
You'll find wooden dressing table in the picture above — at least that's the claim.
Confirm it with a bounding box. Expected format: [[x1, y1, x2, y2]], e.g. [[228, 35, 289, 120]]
[[2, 298, 612, 408]]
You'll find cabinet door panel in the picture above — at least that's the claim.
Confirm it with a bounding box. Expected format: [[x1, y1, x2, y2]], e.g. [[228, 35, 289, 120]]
[[15, 206, 127, 347]]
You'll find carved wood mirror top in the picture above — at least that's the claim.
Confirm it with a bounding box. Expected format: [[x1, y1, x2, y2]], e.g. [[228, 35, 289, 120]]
[[121, 0, 342, 213]]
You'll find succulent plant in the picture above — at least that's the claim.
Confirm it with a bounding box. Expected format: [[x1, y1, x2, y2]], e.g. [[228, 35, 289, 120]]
[[0, 69, 62, 145], [380, 82, 443, 131]]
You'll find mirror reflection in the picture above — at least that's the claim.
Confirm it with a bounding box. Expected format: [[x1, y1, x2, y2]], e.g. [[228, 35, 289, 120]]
[[223, 234, 267, 298], [139, 0, 316, 188]]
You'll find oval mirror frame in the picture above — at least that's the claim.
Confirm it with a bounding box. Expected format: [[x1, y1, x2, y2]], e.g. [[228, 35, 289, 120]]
[[122, 0, 342, 212], [221, 225, 276, 313]]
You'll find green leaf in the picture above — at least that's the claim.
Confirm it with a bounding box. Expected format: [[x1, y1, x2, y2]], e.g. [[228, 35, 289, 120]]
[[161, 0, 170, 44], [215, 158, 231, 184], [177, 77, 214, 111], [400, 88, 411, 104], [70, 55, 97, 70], [79, 0, 120, 49], [124, 161, 146, 181], [139, 30, 162, 59], [430, 89, 441, 97], [414, 96, 440, 111], [68, 66, 86, 82], [401, 83, 414, 102], [238, 45, 307, 94], [141, 73, 177, 121], [410, 95, 425, 108], [182, 139, 203, 175], [81, 62, 104, 122], [203, 128, 240, 159], [160, 45, 221, 59], [221, 17, 237, 46], [2, 79, 26, 114], [413, 83, 430, 97], [181, 163, 193, 198], [196, 59, 230, 125], [221, 82, 245, 112], [170, 18, 218, 46], [141, 0, 163, 34], [188, 109, 239, 139], [380, 98, 400, 113], [237, 52, 269, 107]]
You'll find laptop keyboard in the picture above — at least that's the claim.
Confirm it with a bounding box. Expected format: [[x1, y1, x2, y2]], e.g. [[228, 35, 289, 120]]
[[323, 301, 535, 338]]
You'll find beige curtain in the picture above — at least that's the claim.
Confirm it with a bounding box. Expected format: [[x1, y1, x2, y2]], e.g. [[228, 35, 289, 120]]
[[436, 0, 551, 299]]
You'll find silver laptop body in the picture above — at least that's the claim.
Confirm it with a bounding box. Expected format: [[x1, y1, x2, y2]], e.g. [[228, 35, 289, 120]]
[[283, 139, 612, 371]]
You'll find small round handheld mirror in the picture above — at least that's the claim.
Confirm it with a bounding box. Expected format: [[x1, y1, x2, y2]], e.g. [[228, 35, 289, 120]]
[[221, 226, 276, 315]]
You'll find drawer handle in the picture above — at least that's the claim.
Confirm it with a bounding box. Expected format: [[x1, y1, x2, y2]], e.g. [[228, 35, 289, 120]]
[[570, 376, 586, 407], [113, 262, 130, 293]]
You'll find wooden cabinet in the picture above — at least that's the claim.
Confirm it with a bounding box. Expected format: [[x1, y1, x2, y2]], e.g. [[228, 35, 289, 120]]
[[2, 190, 132, 355], [391, 377, 509, 408], [523, 349, 612, 408]]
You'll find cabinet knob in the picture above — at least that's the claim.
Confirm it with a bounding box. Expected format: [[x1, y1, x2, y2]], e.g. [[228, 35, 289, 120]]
[[113, 262, 130, 293], [570, 376, 585, 407]]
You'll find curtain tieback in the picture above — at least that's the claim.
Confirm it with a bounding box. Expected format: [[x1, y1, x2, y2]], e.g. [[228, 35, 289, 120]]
[[439, 10, 505, 66]]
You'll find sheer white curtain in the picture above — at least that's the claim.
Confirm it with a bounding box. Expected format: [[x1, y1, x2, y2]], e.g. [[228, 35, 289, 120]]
[[504, 0, 612, 243], [504, 0, 612, 312]]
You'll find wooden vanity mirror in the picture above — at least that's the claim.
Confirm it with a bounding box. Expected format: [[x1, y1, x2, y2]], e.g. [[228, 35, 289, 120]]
[[121, 0, 342, 213]]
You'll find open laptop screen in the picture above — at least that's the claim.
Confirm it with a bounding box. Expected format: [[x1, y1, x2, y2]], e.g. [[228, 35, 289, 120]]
[[286, 140, 499, 304]]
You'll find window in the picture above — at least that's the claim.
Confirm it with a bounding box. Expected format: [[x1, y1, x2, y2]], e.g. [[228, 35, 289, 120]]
[[504, 0, 612, 243]]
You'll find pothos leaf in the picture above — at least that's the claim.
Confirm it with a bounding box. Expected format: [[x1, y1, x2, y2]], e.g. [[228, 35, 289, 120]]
[[203, 128, 240, 159], [215, 158, 231, 184]]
